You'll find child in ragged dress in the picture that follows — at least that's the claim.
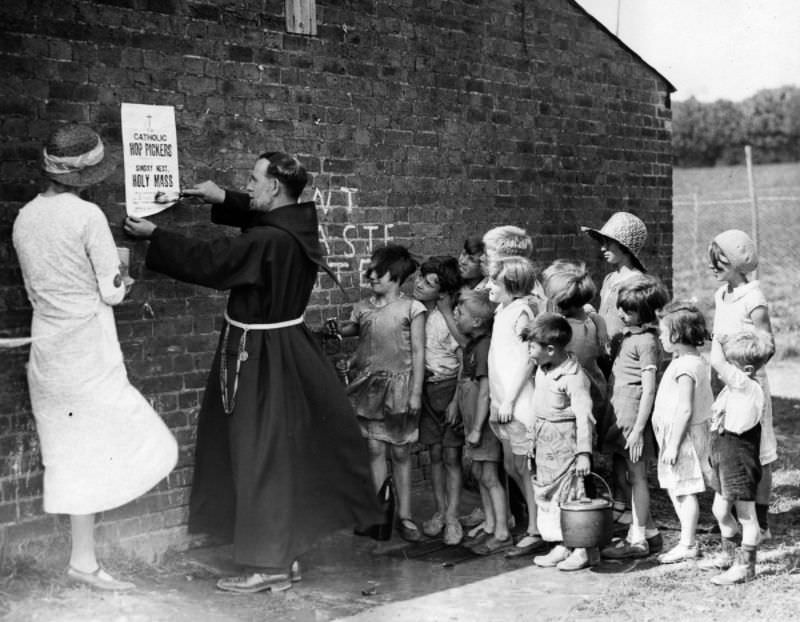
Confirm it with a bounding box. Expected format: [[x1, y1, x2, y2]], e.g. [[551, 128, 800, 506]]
[[701, 330, 773, 585], [708, 230, 776, 541], [336, 244, 426, 542], [521, 313, 598, 571], [652, 302, 714, 564], [600, 275, 669, 560]]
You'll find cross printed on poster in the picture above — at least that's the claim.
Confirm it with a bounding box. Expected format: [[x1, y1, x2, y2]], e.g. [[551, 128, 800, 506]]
[[121, 103, 181, 217]]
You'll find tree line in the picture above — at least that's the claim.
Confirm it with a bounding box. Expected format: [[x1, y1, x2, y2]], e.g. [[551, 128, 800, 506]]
[[672, 85, 800, 167]]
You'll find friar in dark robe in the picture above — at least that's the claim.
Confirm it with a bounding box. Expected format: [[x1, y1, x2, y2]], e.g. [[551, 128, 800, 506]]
[[124, 152, 382, 594]]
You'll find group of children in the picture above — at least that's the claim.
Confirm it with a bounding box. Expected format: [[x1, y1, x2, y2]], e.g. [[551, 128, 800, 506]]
[[329, 211, 776, 586]]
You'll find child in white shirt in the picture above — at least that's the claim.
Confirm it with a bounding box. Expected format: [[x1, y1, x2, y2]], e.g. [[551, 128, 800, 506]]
[[701, 330, 773, 585]]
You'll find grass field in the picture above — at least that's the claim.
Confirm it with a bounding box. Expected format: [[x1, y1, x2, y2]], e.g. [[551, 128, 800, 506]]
[[673, 161, 800, 360]]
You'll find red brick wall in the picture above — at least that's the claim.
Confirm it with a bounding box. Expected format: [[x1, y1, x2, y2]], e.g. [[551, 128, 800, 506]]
[[0, 0, 672, 556]]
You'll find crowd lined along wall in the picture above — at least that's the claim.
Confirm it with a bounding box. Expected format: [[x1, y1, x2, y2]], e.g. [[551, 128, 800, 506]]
[[0, 0, 673, 556]]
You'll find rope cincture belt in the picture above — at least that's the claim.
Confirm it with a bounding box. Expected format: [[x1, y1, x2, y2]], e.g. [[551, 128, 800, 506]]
[[219, 312, 305, 415]]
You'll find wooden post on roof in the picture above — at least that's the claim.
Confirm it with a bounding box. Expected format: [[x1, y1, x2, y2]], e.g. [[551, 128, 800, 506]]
[[286, 0, 317, 35]]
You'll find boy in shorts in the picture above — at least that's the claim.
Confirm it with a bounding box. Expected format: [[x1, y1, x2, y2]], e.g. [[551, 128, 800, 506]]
[[701, 330, 773, 585], [450, 290, 511, 553], [413, 256, 464, 544]]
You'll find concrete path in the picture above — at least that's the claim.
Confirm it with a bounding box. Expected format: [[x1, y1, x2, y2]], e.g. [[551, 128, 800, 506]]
[[333, 562, 607, 621]]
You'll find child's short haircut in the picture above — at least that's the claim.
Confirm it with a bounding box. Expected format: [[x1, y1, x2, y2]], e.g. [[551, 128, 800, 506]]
[[491, 256, 537, 297], [419, 255, 462, 295], [541, 259, 597, 311], [463, 235, 485, 257], [616, 275, 669, 324], [658, 300, 710, 347], [721, 330, 774, 372], [483, 225, 532, 258], [707, 240, 728, 272], [458, 288, 494, 329], [520, 312, 572, 348], [367, 244, 418, 285]]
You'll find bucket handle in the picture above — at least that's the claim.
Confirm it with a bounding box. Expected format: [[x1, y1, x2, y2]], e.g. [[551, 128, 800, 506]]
[[568, 471, 613, 505]]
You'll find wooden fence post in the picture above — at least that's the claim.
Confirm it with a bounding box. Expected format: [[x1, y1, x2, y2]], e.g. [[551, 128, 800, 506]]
[[745, 145, 760, 278]]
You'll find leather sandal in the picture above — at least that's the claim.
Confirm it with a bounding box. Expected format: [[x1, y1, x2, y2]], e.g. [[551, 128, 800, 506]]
[[67, 565, 135, 591], [216, 572, 292, 594], [505, 533, 548, 558], [396, 517, 422, 543], [471, 535, 513, 556], [464, 529, 492, 551]]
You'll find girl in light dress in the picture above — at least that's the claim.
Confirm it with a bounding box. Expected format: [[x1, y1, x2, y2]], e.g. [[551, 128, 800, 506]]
[[481, 256, 544, 555], [652, 302, 714, 564], [336, 244, 427, 542], [707, 229, 776, 541]]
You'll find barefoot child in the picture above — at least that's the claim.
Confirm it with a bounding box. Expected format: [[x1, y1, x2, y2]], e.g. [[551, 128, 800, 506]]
[[652, 302, 714, 564], [451, 290, 509, 551], [482, 255, 545, 556], [336, 245, 426, 542], [521, 313, 598, 571], [708, 230, 776, 540], [701, 330, 773, 584], [600, 275, 669, 560], [413, 256, 465, 545]]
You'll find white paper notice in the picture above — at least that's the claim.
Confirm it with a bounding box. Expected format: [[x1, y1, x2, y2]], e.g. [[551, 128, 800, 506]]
[[121, 103, 180, 217]]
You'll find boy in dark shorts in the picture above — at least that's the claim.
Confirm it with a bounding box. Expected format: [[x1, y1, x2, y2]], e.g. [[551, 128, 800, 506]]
[[701, 329, 774, 585], [413, 256, 464, 545], [450, 289, 510, 554]]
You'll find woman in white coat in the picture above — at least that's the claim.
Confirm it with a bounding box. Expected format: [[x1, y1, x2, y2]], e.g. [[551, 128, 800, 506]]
[[11, 124, 177, 590]]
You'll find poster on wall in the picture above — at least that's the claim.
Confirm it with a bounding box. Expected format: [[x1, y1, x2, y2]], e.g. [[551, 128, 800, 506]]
[[121, 103, 180, 217]]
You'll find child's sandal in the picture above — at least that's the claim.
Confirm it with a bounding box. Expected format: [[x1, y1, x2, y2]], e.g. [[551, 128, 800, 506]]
[[396, 517, 422, 543]]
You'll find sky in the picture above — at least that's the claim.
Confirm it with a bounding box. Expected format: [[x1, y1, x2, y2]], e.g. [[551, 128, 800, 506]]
[[574, 0, 800, 102]]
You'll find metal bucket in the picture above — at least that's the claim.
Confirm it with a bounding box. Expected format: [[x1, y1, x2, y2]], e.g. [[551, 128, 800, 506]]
[[560, 472, 613, 549]]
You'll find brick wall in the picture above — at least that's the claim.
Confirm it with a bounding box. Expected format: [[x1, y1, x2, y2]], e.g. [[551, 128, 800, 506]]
[[0, 0, 673, 558]]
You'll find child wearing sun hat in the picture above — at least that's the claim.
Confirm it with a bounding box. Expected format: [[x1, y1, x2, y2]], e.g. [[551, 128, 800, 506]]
[[581, 211, 648, 342], [581, 212, 662, 554]]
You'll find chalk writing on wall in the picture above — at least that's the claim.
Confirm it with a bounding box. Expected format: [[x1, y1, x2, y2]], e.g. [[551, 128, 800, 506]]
[[313, 186, 395, 286]]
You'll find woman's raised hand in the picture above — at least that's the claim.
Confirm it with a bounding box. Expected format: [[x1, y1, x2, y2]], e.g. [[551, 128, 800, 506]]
[[181, 181, 225, 204]]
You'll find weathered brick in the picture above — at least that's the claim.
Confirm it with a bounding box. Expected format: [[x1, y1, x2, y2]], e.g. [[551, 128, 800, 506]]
[[0, 0, 673, 558]]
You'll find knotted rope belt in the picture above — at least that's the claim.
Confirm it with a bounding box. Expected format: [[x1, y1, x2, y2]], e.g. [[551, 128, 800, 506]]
[[219, 312, 304, 415]]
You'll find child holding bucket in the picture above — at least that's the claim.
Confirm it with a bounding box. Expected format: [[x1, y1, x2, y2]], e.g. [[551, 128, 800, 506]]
[[521, 313, 599, 571]]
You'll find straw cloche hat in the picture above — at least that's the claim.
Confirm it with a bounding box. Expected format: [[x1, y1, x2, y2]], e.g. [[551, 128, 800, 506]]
[[581, 211, 648, 272], [41, 124, 117, 188], [711, 229, 758, 274]]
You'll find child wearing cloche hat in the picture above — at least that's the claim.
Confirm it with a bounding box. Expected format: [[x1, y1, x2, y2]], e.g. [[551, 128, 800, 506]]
[[581, 212, 661, 551], [581, 211, 648, 341], [707, 229, 776, 552]]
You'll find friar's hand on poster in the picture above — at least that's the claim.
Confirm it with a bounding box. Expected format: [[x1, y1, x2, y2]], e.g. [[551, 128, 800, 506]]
[[123, 216, 157, 240], [181, 181, 226, 205]]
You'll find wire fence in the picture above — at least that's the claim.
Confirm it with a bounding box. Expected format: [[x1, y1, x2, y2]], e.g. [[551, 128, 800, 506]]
[[672, 161, 800, 358]]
